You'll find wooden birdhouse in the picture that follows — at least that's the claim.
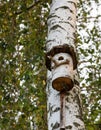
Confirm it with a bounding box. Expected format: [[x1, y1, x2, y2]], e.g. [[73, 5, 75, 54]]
[[51, 53, 74, 91]]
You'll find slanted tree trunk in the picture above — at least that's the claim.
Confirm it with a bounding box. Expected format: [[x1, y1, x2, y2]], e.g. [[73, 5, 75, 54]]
[[46, 0, 85, 130]]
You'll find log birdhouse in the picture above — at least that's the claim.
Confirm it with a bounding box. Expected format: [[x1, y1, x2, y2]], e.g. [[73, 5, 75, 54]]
[[46, 45, 77, 91], [51, 53, 74, 91]]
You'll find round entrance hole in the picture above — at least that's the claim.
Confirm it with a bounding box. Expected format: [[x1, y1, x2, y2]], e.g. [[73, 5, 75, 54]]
[[58, 56, 64, 61]]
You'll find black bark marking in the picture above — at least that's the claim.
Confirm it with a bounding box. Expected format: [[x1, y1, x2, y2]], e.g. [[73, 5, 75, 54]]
[[54, 107, 60, 112], [59, 21, 75, 29], [75, 95, 83, 117], [52, 122, 60, 129], [73, 122, 80, 127], [65, 105, 69, 110], [49, 103, 60, 117], [68, 1, 77, 8], [65, 125, 72, 129], [60, 128, 65, 130], [55, 6, 74, 14], [74, 79, 79, 86], [75, 115, 83, 121], [48, 14, 61, 20], [69, 110, 72, 114], [46, 39, 56, 44], [50, 24, 66, 32], [49, 104, 55, 116], [68, 16, 72, 21]]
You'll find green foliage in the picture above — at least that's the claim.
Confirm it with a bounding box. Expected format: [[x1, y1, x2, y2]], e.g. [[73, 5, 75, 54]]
[[0, 0, 50, 129], [77, 0, 101, 129]]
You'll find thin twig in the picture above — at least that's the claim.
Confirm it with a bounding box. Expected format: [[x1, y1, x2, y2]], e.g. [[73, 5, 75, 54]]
[[15, 1, 41, 15], [77, 15, 101, 22]]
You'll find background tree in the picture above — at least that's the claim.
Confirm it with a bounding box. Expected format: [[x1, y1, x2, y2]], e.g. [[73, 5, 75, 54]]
[[77, 0, 101, 129], [0, 0, 101, 130]]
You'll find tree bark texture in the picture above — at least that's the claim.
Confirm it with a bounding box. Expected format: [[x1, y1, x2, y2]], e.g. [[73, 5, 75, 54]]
[[46, 0, 85, 130]]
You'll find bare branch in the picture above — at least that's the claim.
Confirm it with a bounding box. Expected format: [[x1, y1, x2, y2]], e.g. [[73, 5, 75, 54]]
[[78, 60, 90, 66], [15, 1, 41, 15], [78, 15, 101, 22]]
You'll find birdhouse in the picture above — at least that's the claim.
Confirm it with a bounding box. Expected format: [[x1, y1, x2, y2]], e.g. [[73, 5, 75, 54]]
[[51, 53, 74, 91], [46, 44, 77, 71]]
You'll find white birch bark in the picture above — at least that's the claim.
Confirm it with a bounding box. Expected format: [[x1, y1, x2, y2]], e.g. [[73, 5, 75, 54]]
[[46, 0, 76, 52], [47, 71, 85, 130], [46, 0, 85, 130]]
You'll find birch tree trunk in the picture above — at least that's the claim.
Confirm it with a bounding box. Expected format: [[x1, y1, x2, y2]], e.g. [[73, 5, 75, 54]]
[[46, 0, 85, 130]]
